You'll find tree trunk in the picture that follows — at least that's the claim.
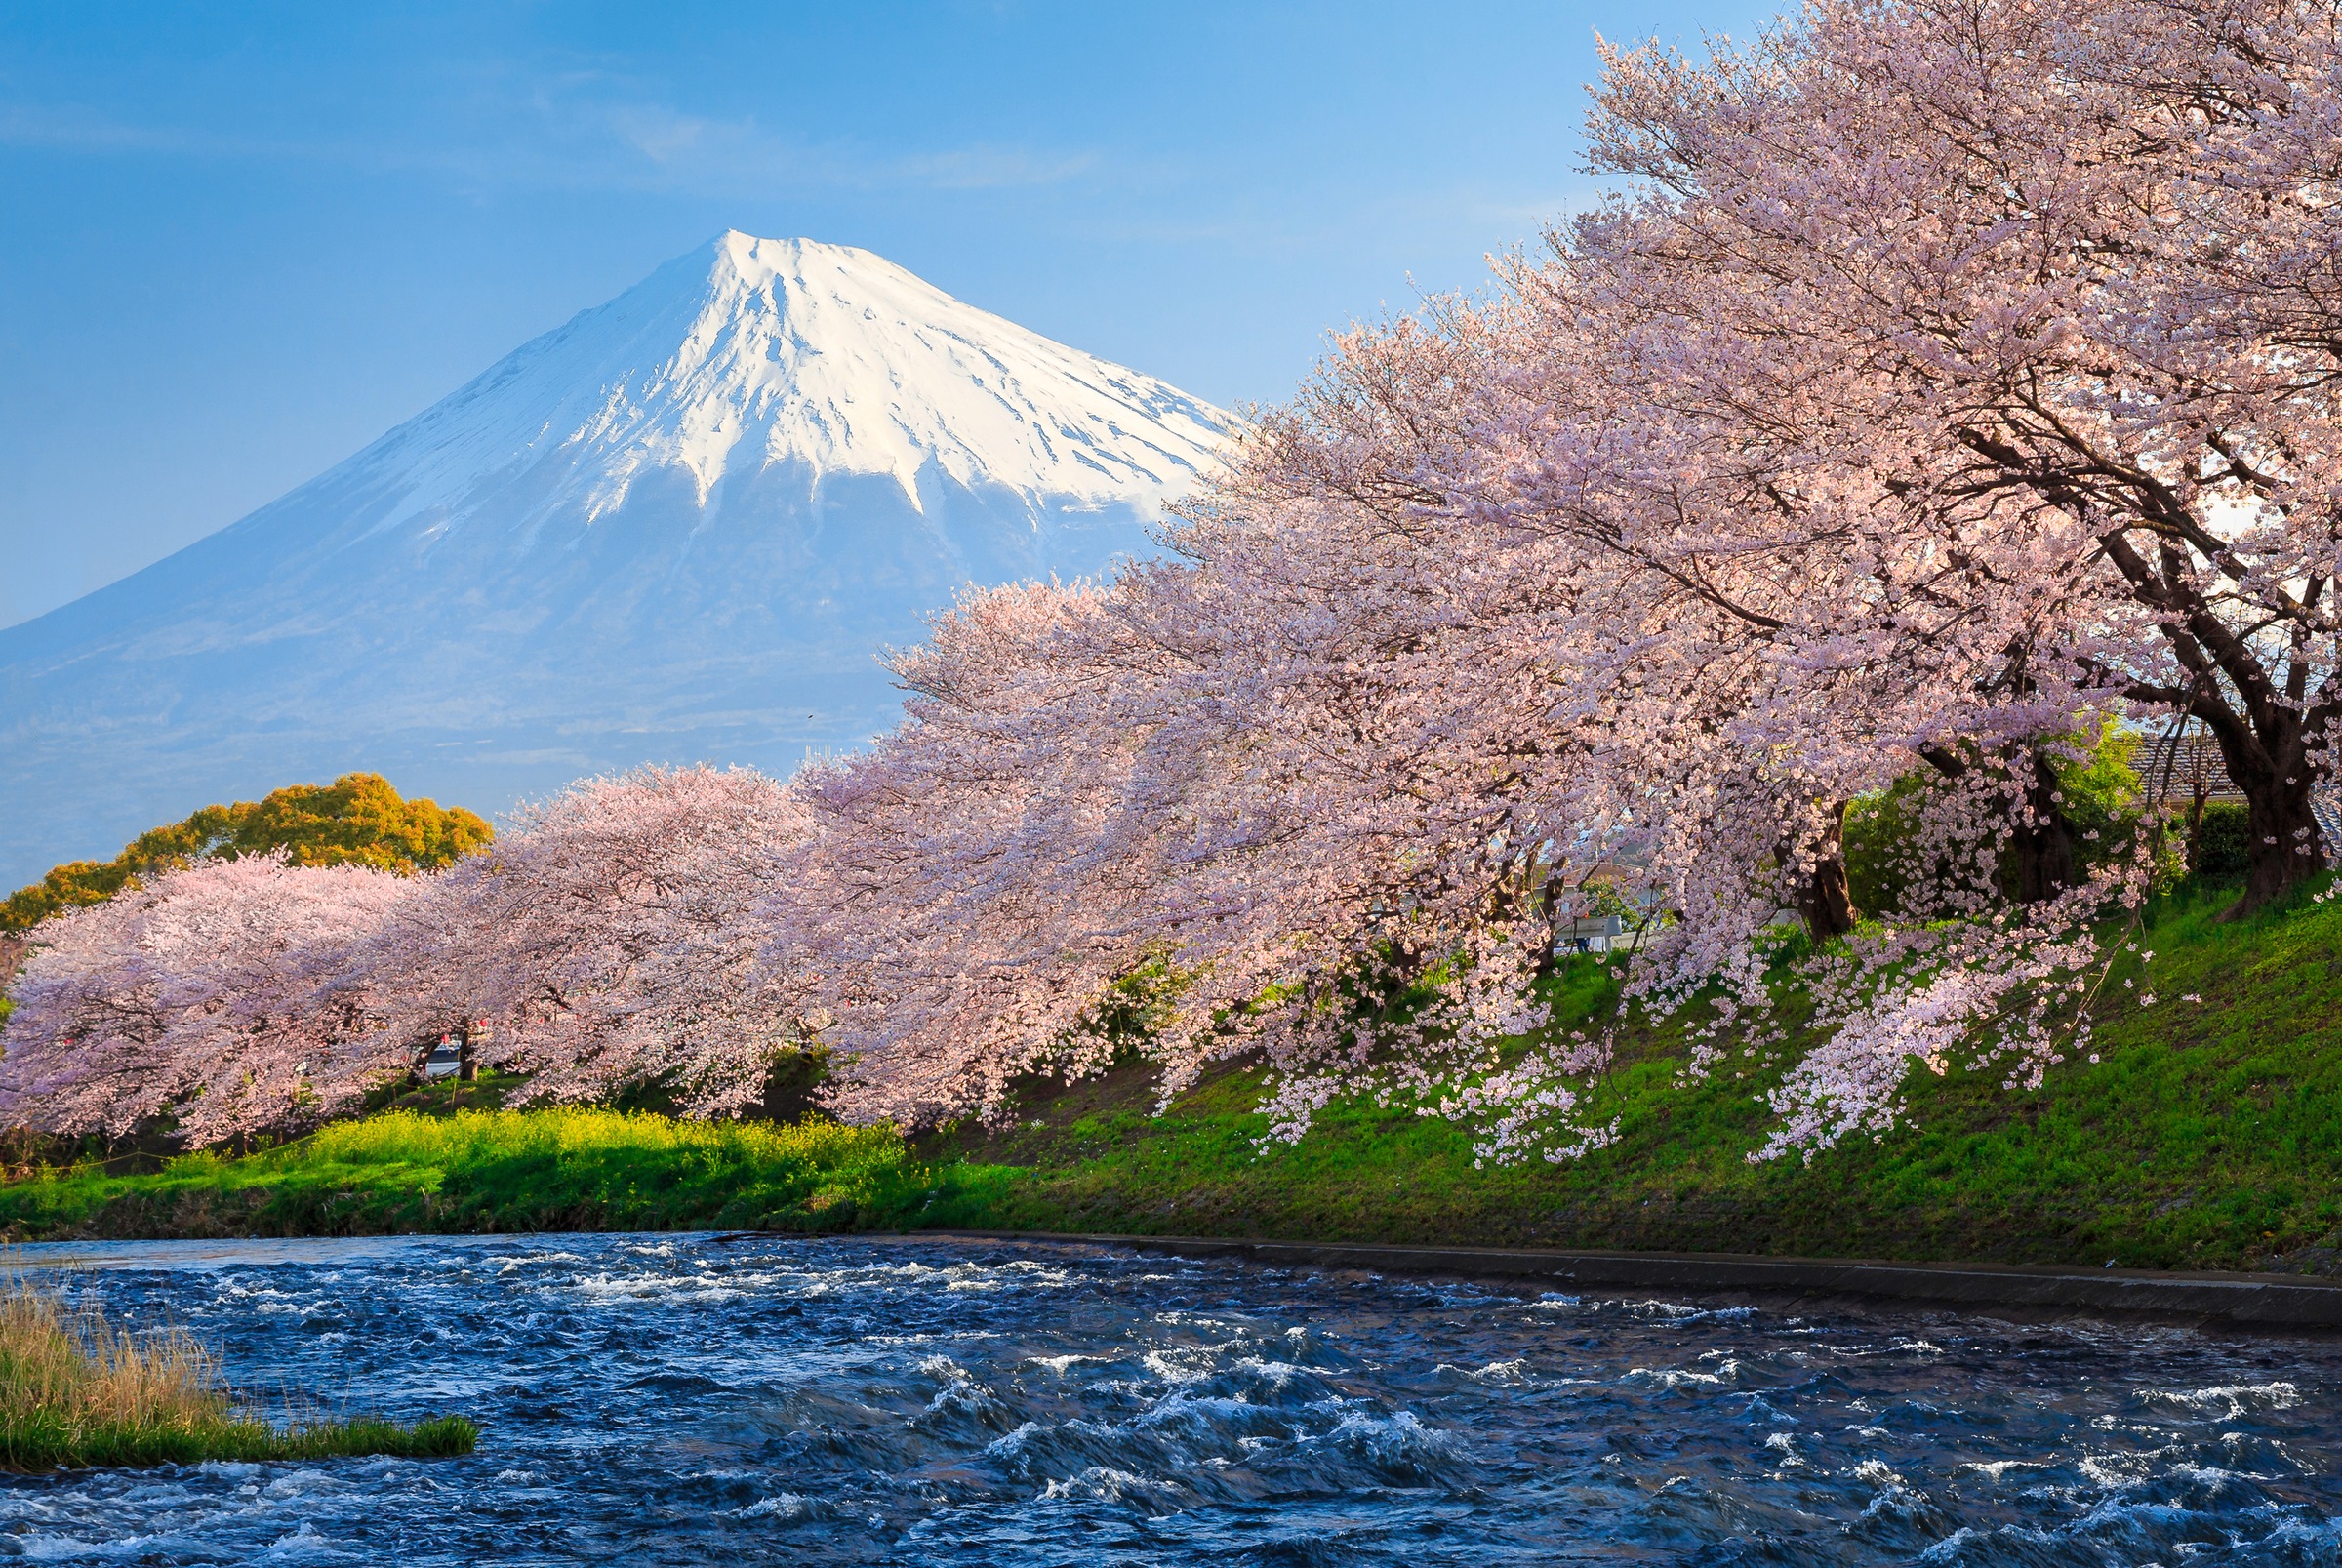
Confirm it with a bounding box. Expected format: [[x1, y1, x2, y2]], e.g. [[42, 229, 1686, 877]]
[[2209, 713, 2327, 915], [2007, 750, 2079, 905], [458, 1025, 477, 1083], [1920, 743, 2081, 904], [1797, 801, 1858, 940], [1531, 871, 1564, 981], [2241, 783, 2323, 909], [2091, 530, 2330, 915]]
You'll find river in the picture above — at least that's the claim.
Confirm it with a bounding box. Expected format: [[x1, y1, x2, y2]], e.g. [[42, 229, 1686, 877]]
[[5, 1232, 2337, 1564]]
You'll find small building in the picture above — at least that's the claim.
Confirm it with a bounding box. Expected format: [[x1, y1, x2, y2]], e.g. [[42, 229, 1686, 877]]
[[1556, 913, 1626, 954], [2140, 726, 2342, 844]]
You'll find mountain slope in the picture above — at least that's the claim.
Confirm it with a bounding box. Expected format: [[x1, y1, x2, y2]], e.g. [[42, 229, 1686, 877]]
[[0, 233, 1232, 885]]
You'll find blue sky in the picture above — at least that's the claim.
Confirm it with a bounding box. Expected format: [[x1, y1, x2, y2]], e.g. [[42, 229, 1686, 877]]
[[0, 0, 1765, 629]]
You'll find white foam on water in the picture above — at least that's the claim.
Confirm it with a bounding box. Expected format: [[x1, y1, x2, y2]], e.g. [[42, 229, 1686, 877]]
[[1025, 1352, 1112, 1375], [1468, 1358, 1531, 1382], [1959, 1459, 2045, 1481], [1313, 1407, 1468, 1469], [1227, 1356, 1309, 1389], [2140, 1380, 2302, 1417], [740, 1493, 818, 1521], [194, 1461, 265, 1480], [1036, 1466, 1184, 1507], [261, 1520, 356, 1563], [1913, 1525, 1988, 1561], [2079, 1447, 2184, 1489], [260, 1469, 349, 1500], [567, 1267, 757, 1307], [1609, 1299, 1757, 1323], [1139, 1345, 1233, 1385], [1626, 1357, 1742, 1388], [980, 1420, 1047, 1460]]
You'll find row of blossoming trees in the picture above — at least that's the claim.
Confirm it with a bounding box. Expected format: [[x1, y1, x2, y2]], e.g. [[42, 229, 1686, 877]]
[[6, 0, 2339, 1160]]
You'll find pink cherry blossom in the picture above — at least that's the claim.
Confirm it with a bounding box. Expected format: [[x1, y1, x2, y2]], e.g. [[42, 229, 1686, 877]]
[[356, 765, 809, 1119], [0, 857, 412, 1145]]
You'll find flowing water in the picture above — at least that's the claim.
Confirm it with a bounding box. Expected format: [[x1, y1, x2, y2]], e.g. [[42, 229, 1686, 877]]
[[5, 1232, 2339, 1565]]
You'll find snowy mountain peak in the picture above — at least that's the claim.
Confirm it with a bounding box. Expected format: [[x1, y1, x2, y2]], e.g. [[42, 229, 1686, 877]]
[[360, 230, 1230, 540], [0, 234, 1233, 888]]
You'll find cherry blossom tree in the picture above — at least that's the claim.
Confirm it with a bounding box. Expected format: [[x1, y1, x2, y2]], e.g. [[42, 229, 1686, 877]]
[[363, 765, 807, 1118], [0, 857, 415, 1146], [779, 468, 1686, 1142], [1569, 0, 2342, 911], [784, 0, 2322, 1158], [0, 767, 806, 1145]]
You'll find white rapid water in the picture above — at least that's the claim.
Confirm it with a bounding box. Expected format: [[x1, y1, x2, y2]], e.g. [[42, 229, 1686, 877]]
[[0, 232, 1232, 883]]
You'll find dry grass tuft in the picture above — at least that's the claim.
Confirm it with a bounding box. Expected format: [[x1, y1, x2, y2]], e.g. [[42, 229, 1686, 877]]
[[0, 1269, 476, 1470], [0, 1271, 223, 1432]]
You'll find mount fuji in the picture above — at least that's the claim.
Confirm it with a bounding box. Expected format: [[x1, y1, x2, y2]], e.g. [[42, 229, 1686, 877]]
[[0, 232, 1232, 886]]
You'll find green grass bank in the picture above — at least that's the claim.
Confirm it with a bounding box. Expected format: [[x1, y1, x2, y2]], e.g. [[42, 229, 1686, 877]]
[[6, 1411, 478, 1472], [2, 885, 2337, 1274], [0, 1108, 975, 1241]]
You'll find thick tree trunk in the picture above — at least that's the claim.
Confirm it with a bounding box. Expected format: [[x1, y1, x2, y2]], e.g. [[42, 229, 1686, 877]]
[[2091, 531, 2331, 916], [1531, 872, 1565, 981], [458, 1025, 477, 1083], [1920, 743, 2081, 904], [1797, 801, 1858, 940], [2210, 715, 2327, 915], [2007, 750, 2079, 905], [2241, 783, 2324, 910]]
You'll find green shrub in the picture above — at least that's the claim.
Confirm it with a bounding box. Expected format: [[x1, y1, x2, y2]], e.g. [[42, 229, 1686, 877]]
[[2190, 801, 2251, 879], [2, 773, 491, 933], [0, 1106, 965, 1239], [1846, 726, 2150, 917]]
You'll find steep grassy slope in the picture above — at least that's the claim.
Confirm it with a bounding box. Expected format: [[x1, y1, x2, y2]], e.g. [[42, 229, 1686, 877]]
[[918, 885, 2342, 1272]]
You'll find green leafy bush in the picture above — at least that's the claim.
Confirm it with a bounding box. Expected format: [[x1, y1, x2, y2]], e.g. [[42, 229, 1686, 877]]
[[2190, 801, 2251, 880], [1845, 727, 2149, 917], [0, 1106, 974, 1238]]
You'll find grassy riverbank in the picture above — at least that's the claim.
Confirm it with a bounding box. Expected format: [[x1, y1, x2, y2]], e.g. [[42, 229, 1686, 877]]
[[0, 1272, 474, 1470], [0, 885, 2336, 1273], [0, 1107, 970, 1240], [934, 887, 2342, 1273]]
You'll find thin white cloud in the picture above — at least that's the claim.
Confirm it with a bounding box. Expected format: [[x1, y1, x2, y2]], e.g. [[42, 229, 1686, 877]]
[[1062, 181, 1603, 264], [903, 144, 1100, 190]]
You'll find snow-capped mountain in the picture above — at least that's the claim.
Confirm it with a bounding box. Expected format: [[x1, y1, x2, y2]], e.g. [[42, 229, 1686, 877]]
[[0, 232, 1232, 886]]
